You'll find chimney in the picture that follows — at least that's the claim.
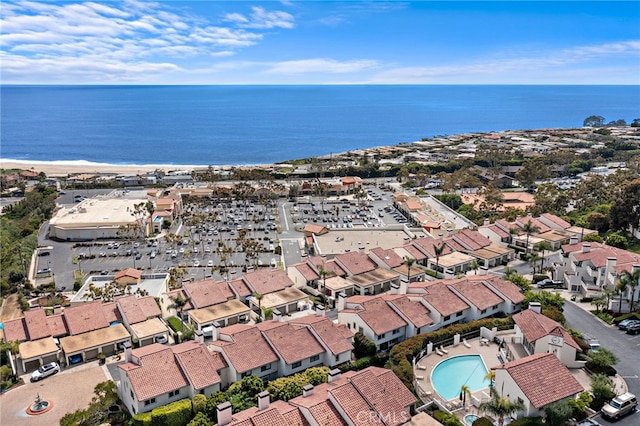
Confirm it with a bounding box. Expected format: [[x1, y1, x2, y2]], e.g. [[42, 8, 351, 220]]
[[399, 279, 408, 295], [483, 218, 490, 226], [582, 243, 591, 253], [303, 384, 314, 397], [529, 302, 542, 314], [217, 401, 233, 426], [315, 305, 325, 317], [569, 236, 579, 245], [337, 292, 346, 311], [194, 329, 203, 344], [479, 266, 488, 276], [257, 391, 270, 411], [390, 283, 400, 295], [272, 311, 282, 322], [123, 341, 132, 363], [328, 368, 342, 383], [212, 321, 221, 341]]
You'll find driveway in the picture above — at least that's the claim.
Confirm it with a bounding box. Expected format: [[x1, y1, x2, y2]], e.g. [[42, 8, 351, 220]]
[[0, 363, 108, 426]]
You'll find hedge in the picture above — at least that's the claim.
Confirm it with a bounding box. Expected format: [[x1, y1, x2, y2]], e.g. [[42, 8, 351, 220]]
[[130, 412, 152, 426], [471, 417, 494, 426], [149, 398, 193, 426], [167, 317, 183, 332], [339, 354, 388, 373], [612, 312, 640, 324], [386, 317, 514, 390]]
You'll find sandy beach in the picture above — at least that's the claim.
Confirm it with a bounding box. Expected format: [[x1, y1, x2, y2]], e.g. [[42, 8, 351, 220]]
[[1, 160, 206, 176]]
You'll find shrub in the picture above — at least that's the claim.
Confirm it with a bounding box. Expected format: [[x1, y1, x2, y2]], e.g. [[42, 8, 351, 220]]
[[192, 394, 207, 415], [187, 412, 211, 426], [130, 412, 152, 426], [167, 317, 183, 332], [340, 354, 388, 372], [354, 332, 377, 358], [472, 417, 494, 426], [508, 417, 544, 426], [432, 410, 463, 426], [613, 312, 640, 324], [150, 398, 193, 426]]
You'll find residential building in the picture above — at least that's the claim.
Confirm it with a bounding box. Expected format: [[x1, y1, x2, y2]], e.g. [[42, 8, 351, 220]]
[[116, 295, 169, 347], [493, 353, 584, 417]]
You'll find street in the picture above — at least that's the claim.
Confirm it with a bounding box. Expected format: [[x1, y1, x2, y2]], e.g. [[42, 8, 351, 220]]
[[563, 301, 639, 425]]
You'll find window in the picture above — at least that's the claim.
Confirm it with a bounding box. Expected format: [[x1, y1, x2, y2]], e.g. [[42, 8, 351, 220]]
[[456, 311, 463, 317], [292, 361, 302, 369], [310, 355, 320, 362], [378, 333, 386, 339], [144, 398, 156, 406], [242, 371, 251, 378], [443, 315, 451, 321], [169, 389, 180, 398], [130, 390, 134, 399], [481, 309, 487, 314], [261, 364, 271, 372], [335, 354, 340, 362], [392, 329, 400, 335]]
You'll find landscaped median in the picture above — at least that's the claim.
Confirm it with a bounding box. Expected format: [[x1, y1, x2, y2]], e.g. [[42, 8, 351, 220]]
[[386, 317, 514, 390]]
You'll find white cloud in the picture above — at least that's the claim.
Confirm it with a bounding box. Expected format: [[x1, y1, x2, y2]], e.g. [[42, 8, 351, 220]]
[[224, 6, 294, 29], [265, 58, 378, 74]]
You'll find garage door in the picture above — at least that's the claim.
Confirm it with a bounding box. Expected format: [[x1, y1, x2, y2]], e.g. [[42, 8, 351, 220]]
[[25, 359, 41, 372], [42, 354, 59, 365], [85, 348, 99, 361], [102, 345, 115, 356]]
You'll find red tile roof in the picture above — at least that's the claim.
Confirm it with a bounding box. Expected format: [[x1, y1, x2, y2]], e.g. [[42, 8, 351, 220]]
[[172, 342, 222, 391], [351, 297, 407, 335], [306, 400, 346, 426], [495, 353, 583, 408], [228, 277, 252, 298], [481, 276, 525, 304], [23, 309, 52, 340], [448, 278, 504, 311], [540, 213, 571, 229], [183, 279, 234, 308], [512, 309, 581, 351], [349, 369, 408, 426], [45, 313, 68, 336], [412, 237, 453, 258], [114, 268, 142, 280], [294, 263, 320, 282], [259, 322, 324, 365], [291, 316, 354, 356], [330, 381, 384, 425], [409, 281, 469, 317], [385, 296, 433, 328], [64, 302, 109, 335], [121, 345, 189, 401], [1, 317, 28, 342], [335, 252, 377, 276], [117, 295, 161, 324], [370, 247, 404, 268], [242, 268, 294, 295], [214, 324, 279, 373]]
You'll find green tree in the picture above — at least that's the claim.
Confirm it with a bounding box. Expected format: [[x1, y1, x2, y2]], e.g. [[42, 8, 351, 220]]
[[590, 374, 615, 410], [404, 256, 415, 282], [168, 294, 191, 330], [568, 391, 593, 421], [619, 269, 640, 312], [583, 233, 604, 243], [478, 388, 525, 426], [460, 384, 472, 409], [433, 242, 447, 273], [522, 219, 541, 255], [588, 347, 618, 369], [583, 115, 605, 127], [543, 400, 573, 426], [515, 158, 550, 189], [605, 231, 628, 249], [188, 412, 212, 426], [354, 331, 377, 358], [204, 390, 228, 422]]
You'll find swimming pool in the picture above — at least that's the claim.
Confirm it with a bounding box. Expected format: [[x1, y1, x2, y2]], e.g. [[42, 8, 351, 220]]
[[431, 355, 489, 400], [464, 414, 479, 425]]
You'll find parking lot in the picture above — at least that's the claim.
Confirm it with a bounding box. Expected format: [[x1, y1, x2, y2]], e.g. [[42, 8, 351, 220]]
[[35, 183, 410, 289]]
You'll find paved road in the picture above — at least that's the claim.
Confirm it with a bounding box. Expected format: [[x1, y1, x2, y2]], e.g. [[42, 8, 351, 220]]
[[563, 301, 640, 425]]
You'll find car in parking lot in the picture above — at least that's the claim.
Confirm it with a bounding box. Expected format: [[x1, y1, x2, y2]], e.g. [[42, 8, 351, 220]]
[[625, 321, 640, 335], [617, 318, 640, 330], [36, 268, 51, 275], [154, 335, 168, 344], [31, 362, 60, 381], [601, 392, 637, 420], [207, 260, 214, 267]]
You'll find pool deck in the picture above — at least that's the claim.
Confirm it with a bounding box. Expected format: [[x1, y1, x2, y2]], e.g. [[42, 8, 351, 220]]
[[414, 333, 592, 415]]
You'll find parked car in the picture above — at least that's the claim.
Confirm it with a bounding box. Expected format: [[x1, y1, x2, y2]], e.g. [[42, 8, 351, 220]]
[[575, 418, 601, 426], [31, 362, 60, 382], [154, 335, 168, 344], [626, 321, 640, 335], [536, 278, 563, 289], [601, 392, 637, 420], [618, 319, 640, 330]]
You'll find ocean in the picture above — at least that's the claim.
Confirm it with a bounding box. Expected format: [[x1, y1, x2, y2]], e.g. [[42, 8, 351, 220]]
[[1, 85, 638, 167]]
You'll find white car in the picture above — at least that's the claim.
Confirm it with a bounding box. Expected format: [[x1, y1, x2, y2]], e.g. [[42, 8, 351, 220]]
[[193, 260, 200, 267], [207, 260, 214, 267], [31, 362, 60, 382]]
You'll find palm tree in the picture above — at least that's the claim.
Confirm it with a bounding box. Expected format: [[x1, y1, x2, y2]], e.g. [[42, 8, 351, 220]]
[[478, 388, 525, 426], [484, 370, 496, 392], [615, 279, 629, 313], [433, 242, 447, 275], [317, 264, 330, 309], [619, 269, 640, 312], [253, 292, 264, 317], [404, 256, 415, 283], [470, 259, 480, 275], [168, 294, 191, 330], [522, 219, 540, 255], [460, 384, 472, 409], [535, 241, 553, 274]]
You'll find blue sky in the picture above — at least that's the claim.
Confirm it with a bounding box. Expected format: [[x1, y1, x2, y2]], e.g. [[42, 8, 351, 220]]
[[1, 1, 638, 84]]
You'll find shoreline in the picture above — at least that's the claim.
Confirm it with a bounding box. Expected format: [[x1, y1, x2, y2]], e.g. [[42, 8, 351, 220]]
[[0, 159, 270, 176]]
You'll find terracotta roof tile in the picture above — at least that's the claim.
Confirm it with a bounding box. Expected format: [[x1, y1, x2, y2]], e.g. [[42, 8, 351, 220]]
[[409, 281, 469, 317], [482, 276, 525, 304], [307, 400, 346, 426], [183, 279, 235, 308], [540, 213, 571, 229], [117, 295, 161, 324], [351, 297, 407, 335], [412, 237, 453, 258], [495, 353, 583, 408], [448, 278, 504, 310], [291, 316, 354, 356], [121, 346, 189, 401], [335, 252, 377, 276], [101, 302, 121, 323], [23, 309, 52, 340], [64, 302, 109, 335], [214, 325, 279, 373], [173, 342, 222, 391], [386, 296, 433, 328], [45, 314, 68, 336], [513, 309, 581, 351], [2, 317, 28, 342], [370, 247, 404, 268], [329, 381, 383, 425], [259, 322, 324, 365], [294, 263, 320, 282], [350, 370, 408, 426], [114, 268, 142, 280], [242, 268, 294, 295]]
